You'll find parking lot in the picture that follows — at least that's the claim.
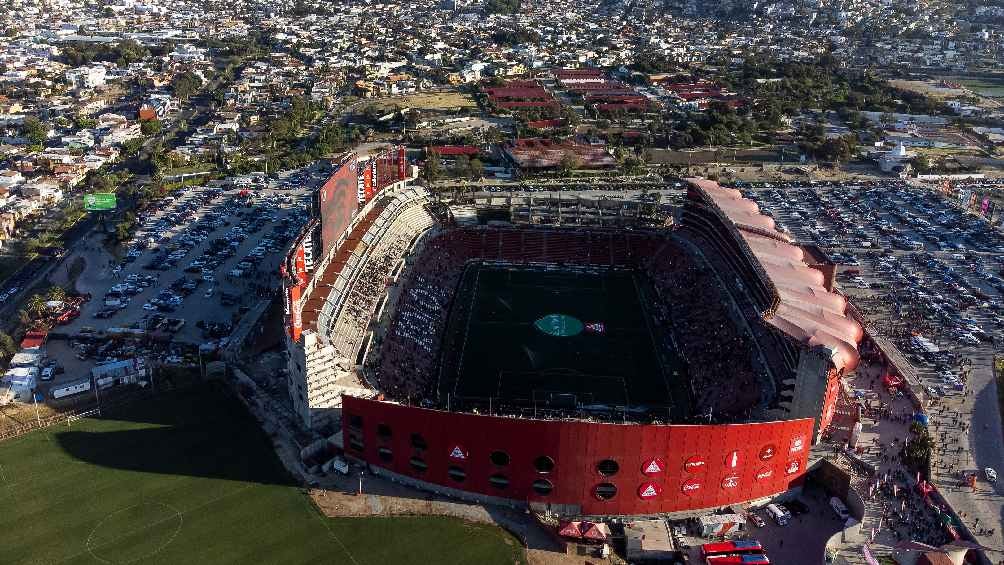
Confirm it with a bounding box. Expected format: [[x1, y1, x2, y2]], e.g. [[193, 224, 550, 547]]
[[746, 179, 1004, 552], [747, 182, 1004, 382], [37, 166, 326, 394]]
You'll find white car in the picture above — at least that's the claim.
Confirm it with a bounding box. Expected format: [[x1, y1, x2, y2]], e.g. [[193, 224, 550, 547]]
[[986, 468, 998, 483], [143, 303, 157, 311]]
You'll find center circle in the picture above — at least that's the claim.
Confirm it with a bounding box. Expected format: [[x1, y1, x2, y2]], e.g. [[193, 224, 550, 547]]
[[534, 314, 584, 337], [87, 502, 183, 564]]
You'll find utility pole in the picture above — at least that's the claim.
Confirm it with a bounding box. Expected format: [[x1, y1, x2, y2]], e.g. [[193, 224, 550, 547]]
[[32, 390, 42, 427], [93, 377, 102, 416]]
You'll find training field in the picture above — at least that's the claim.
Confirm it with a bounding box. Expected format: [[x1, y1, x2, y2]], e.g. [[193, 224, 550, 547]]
[[0, 384, 524, 565], [445, 264, 683, 410]]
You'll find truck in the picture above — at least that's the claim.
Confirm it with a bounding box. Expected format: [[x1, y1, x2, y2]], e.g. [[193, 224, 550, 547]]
[[321, 456, 350, 476], [765, 503, 790, 526]]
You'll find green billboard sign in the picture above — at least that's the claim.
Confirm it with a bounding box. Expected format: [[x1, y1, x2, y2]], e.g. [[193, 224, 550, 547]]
[[84, 193, 116, 211]]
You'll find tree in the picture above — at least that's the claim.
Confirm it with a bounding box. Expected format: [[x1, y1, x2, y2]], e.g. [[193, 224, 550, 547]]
[[74, 115, 97, 129], [0, 331, 15, 360], [423, 151, 443, 182], [46, 286, 67, 303], [485, 0, 521, 15], [453, 155, 470, 178], [559, 151, 580, 176], [914, 154, 933, 174], [121, 138, 144, 156], [22, 116, 47, 145], [140, 119, 163, 135], [171, 72, 203, 100], [26, 294, 47, 318], [622, 155, 646, 175], [469, 158, 484, 180], [900, 422, 933, 471]]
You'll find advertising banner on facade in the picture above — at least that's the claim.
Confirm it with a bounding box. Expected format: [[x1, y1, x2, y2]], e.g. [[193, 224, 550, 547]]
[[295, 245, 307, 286], [318, 157, 360, 256], [363, 166, 374, 202], [289, 285, 302, 341]]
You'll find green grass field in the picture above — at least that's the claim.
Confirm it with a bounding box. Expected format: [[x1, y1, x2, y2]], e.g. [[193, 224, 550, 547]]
[[957, 77, 1004, 97], [0, 383, 524, 565]]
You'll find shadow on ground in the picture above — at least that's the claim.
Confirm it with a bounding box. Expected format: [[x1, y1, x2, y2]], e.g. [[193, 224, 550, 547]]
[[53, 381, 297, 487]]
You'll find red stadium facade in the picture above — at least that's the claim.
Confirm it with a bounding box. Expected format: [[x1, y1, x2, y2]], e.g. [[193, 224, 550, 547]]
[[343, 396, 814, 516]]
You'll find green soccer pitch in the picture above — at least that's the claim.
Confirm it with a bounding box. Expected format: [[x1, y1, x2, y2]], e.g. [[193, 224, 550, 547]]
[[0, 383, 525, 565]]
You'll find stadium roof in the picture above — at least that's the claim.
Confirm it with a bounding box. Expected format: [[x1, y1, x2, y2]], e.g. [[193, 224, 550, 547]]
[[687, 178, 863, 373]]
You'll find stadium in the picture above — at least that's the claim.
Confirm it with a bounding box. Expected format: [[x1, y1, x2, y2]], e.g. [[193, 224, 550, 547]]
[[282, 162, 864, 517]]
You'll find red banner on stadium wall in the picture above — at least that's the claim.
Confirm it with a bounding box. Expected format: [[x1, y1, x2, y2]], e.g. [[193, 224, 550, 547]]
[[289, 285, 302, 341], [397, 146, 407, 179], [295, 246, 307, 286], [363, 166, 374, 202]]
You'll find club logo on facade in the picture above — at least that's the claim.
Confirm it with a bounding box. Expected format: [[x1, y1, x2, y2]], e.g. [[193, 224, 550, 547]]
[[449, 446, 466, 460], [785, 459, 801, 475], [641, 457, 665, 476], [638, 482, 662, 499], [755, 467, 774, 481]]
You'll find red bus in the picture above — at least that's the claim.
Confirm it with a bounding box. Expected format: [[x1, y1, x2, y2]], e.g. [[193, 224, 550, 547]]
[[706, 554, 770, 565], [701, 540, 764, 558]]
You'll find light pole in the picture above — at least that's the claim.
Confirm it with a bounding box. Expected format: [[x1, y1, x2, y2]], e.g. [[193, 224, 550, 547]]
[[32, 391, 42, 427]]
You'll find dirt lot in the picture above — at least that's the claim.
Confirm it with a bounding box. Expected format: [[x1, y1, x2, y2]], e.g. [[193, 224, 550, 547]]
[[889, 78, 1002, 110], [310, 474, 602, 565], [889, 79, 969, 100], [364, 91, 476, 112]]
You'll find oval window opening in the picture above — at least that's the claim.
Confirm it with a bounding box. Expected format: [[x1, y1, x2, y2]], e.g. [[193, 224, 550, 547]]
[[597, 459, 619, 477], [532, 479, 554, 496], [448, 466, 467, 483], [348, 414, 364, 430], [409, 457, 427, 473], [377, 423, 392, 440], [594, 482, 618, 500], [489, 474, 510, 490], [534, 456, 555, 474], [490, 450, 511, 467], [411, 433, 427, 450]]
